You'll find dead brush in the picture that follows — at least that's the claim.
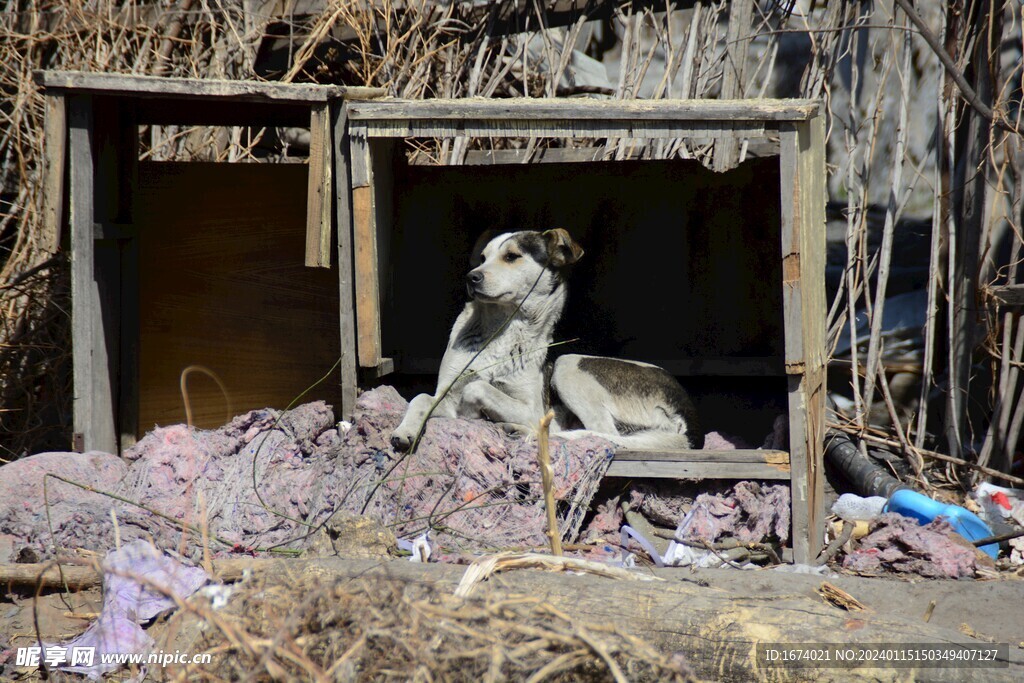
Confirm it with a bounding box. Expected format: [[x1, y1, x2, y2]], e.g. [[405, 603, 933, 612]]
[[164, 573, 698, 683]]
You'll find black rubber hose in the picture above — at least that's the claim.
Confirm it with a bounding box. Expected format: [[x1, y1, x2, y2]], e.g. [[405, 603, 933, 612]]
[[824, 431, 910, 498]]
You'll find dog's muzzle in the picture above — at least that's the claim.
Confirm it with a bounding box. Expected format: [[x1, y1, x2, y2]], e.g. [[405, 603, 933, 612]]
[[466, 270, 484, 298]]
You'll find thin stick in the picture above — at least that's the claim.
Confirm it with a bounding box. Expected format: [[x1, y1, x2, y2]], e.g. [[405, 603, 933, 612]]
[[536, 410, 561, 557]]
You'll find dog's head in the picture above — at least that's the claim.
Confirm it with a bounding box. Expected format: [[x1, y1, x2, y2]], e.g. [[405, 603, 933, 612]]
[[466, 229, 584, 304]]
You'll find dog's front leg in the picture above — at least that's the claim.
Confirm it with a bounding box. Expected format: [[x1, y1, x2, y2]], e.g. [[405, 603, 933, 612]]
[[391, 393, 457, 451], [459, 381, 538, 431]]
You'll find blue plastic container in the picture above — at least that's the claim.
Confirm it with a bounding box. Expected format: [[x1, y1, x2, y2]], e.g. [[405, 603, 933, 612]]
[[884, 489, 998, 559]]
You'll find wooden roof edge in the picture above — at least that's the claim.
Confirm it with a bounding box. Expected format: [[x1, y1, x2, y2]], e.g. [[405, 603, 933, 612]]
[[346, 97, 824, 122], [34, 71, 386, 103]]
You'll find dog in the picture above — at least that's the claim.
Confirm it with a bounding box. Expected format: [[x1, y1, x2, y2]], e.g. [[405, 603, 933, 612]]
[[389, 229, 704, 451]]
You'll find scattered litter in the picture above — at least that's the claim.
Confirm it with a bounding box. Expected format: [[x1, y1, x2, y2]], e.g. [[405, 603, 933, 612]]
[[398, 532, 433, 563], [620, 525, 666, 567], [197, 584, 233, 611], [885, 489, 997, 559], [50, 540, 208, 679], [773, 563, 836, 576], [973, 482, 1024, 526], [842, 513, 979, 579], [831, 493, 887, 522]]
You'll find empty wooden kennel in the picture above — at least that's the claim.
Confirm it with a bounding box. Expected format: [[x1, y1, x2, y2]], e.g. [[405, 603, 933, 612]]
[[37, 71, 383, 455], [343, 98, 827, 563]]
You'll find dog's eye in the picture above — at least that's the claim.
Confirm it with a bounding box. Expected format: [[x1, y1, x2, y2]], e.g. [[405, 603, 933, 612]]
[[504, 252, 521, 263]]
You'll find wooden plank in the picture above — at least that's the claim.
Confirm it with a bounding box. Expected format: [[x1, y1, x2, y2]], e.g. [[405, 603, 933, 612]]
[[36, 70, 384, 104], [333, 102, 359, 417], [990, 284, 1024, 307], [606, 460, 791, 480], [350, 126, 380, 368], [68, 95, 117, 455], [615, 449, 789, 464], [41, 94, 66, 254], [362, 120, 769, 140], [305, 102, 332, 268], [347, 98, 821, 123]]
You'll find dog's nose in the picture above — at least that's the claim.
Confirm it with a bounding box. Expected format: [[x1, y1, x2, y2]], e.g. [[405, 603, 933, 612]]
[[467, 270, 484, 287]]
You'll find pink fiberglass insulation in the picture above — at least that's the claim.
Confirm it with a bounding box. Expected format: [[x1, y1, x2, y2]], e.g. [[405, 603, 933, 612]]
[[842, 513, 978, 579], [0, 387, 613, 560]]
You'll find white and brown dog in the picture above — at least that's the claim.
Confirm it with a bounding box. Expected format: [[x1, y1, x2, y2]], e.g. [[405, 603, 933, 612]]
[[390, 229, 703, 451]]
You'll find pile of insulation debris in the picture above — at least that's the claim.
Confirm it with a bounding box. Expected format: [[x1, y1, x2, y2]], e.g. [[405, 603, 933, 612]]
[[0, 386, 790, 568]]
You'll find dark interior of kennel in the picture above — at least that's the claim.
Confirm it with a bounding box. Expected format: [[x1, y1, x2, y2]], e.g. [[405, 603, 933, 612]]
[[377, 153, 788, 446]]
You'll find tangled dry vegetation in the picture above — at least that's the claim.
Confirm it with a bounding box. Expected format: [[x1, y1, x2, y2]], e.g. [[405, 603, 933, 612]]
[[159, 572, 697, 682]]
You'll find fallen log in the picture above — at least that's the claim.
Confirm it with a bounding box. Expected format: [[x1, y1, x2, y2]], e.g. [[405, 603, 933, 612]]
[[9, 556, 1021, 681], [176, 557, 1022, 682]]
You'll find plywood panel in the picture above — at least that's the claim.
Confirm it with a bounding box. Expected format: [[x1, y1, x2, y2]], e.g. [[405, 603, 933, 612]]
[[136, 162, 340, 432]]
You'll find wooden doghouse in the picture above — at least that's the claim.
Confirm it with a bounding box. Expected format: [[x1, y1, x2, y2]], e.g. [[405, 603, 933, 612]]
[[36, 71, 382, 453], [343, 99, 827, 563]]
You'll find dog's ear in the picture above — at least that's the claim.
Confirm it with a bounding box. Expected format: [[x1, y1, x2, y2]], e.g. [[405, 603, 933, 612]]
[[543, 228, 584, 267], [469, 230, 495, 266]]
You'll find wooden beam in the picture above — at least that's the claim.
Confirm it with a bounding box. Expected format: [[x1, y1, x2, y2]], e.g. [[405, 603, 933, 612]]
[[609, 449, 791, 479], [615, 449, 789, 464], [305, 102, 332, 268], [333, 102, 359, 417], [361, 119, 770, 140], [347, 98, 821, 123], [41, 94, 66, 254], [607, 460, 791, 480], [36, 70, 384, 104]]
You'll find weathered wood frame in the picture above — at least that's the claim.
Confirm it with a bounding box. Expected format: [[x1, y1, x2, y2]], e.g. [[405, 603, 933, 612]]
[[345, 98, 826, 563], [37, 71, 383, 455]]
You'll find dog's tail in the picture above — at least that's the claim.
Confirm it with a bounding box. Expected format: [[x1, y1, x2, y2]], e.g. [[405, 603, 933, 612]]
[[607, 429, 702, 450], [555, 428, 702, 450]]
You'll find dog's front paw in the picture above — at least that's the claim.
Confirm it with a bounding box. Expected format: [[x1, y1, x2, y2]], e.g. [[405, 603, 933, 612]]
[[390, 427, 415, 452]]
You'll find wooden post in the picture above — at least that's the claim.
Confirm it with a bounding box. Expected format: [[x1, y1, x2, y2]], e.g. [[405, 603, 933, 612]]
[[779, 114, 827, 565], [69, 95, 117, 455], [334, 101, 358, 417]]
